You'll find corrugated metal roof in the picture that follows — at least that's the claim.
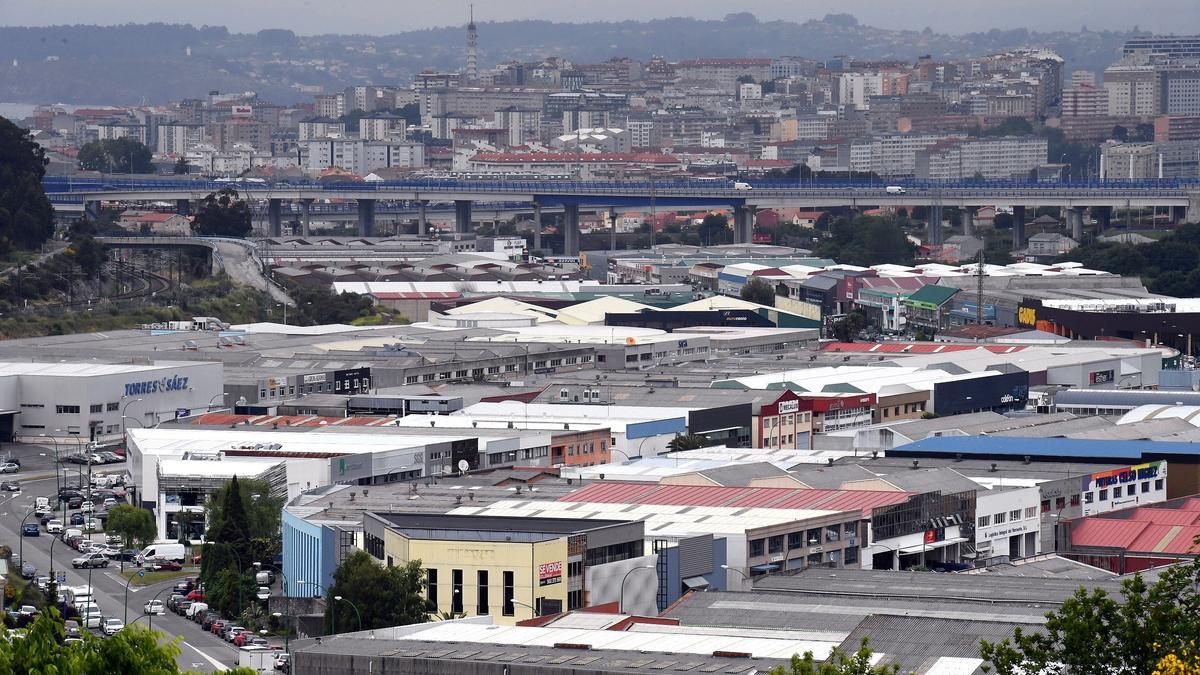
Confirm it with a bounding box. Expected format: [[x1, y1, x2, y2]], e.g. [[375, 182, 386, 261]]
[[893, 435, 1199, 460], [1070, 518, 1147, 549], [1125, 507, 1200, 526], [561, 482, 913, 517]]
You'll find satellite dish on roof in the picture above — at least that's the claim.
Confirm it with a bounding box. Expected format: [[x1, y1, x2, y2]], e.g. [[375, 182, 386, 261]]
[[457, 459, 469, 474]]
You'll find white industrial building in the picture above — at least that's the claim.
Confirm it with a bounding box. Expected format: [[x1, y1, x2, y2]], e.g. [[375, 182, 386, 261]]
[[0, 361, 222, 443]]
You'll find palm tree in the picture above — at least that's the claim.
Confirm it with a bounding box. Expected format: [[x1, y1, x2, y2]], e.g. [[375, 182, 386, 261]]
[[666, 434, 708, 453]]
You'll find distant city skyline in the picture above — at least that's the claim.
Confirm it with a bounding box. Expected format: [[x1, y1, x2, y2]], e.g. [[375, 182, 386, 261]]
[[2, 0, 1198, 36]]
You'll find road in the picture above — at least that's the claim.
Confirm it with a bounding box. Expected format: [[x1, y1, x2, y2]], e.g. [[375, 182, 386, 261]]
[[1, 473, 245, 672]]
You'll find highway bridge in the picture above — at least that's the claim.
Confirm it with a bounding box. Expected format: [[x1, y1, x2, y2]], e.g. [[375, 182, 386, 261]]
[[45, 177, 1200, 255]]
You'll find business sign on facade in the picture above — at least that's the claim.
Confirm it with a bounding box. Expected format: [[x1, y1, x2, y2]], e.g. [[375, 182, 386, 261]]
[[1083, 461, 1163, 492], [538, 561, 563, 586], [303, 373, 327, 385], [124, 375, 190, 397], [1089, 370, 1115, 385], [231, 105, 253, 117], [1017, 306, 1037, 327], [778, 400, 799, 414]]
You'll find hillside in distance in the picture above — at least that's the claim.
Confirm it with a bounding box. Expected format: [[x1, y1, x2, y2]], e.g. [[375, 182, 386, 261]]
[[0, 14, 1134, 105]]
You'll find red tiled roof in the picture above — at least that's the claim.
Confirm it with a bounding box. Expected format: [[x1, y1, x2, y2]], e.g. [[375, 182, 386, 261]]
[[472, 153, 678, 164], [559, 482, 913, 517]]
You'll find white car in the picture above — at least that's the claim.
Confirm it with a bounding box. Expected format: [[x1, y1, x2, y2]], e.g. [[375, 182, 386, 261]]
[[102, 618, 124, 636], [46, 519, 63, 534], [80, 610, 102, 629], [84, 518, 102, 532], [143, 599, 165, 615], [80, 501, 94, 513], [0, 462, 18, 474], [102, 498, 118, 509]]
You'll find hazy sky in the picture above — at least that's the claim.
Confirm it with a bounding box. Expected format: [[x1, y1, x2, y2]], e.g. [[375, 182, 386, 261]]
[[2, 0, 1198, 35]]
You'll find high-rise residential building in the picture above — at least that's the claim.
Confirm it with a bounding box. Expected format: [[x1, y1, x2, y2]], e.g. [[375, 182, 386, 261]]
[[343, 86, 382, 113], [304, 137, 425, 175], [849, 133, 967, 177], [205, 117, 272, 151], [1123, 35, 1200, 60], [1104, 64, 1159, 116], [1154, 115, 1200, 141], [360, 112, 408, 142], [838, 73, 884, 109], [1159, 66, 1200, 115], [157, 122, 205, 155], [298, 117, 346, 142], [314, 94, 344, 118], [1061, 85, 1109, 117], [915, 136, 1049, 180], [493, 106, 542, 147], [1071, 70, 1098, 87], [1101, 139, 1200, 179]]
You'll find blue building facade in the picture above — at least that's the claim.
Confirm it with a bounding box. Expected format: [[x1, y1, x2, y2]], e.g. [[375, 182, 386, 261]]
[[282, 508, 338, 598]]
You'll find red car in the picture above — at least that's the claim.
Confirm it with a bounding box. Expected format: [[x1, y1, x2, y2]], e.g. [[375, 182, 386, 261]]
[[233, 631, 251, 647], [186, 589, 205, 602], [152, 560, 183, 571]]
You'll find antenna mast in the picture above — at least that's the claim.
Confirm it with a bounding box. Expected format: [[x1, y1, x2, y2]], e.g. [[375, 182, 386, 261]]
[[466, 5, 478, 84]]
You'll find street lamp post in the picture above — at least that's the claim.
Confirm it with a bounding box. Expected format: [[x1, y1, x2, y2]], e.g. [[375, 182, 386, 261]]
[[256, 561, 290, 654], [18, 506, 35, 571], [120, 398, 144, 444], [40, 434, 61, 493], [207, 392, 228, 411], [333, 595, 361, 632], [617, 565, 655, 614], [297, 580, 333, 634], [123, 567, 146, 624]]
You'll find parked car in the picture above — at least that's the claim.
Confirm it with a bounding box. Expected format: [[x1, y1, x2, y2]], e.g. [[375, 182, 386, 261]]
[[0, 462, 19, 473], [21, 523, 39, 537], [209, 619, 227, 635], [102, 498, 118, 509], [175, 600, 192, 616], [64, 620, 82, 639], [102, 617, 124, 636], [69, 512, 85, 525], [173, 578, 195, 594], [151, 560, 183, 571], [246, 636, 269, 649], [165, 594, 184, 612], [143, 599, 165, 615], [255, 570, 276, 585], [79, 501, 94, 514], [186, 589, 206, 602], [233, 631, 251, 647], [224, 625, 246, 642], [105, 533, 122, 544], [84, 518, 101, 532], [1, 481, 20, 491], [79, 610, 102, 630], [201, 614, 218, 630], [66, 496, 83, 509], [17, 605, 38, 617], [274, 652, 290, 673], [72, 553, 108, 569]]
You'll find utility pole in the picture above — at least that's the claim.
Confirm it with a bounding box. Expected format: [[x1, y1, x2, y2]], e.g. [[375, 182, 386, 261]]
[[976, 234, 986, 326]]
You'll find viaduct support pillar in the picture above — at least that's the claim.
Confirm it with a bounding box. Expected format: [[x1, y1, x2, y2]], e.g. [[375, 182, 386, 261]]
[[267, 198, 282, 237], [1069, 207, 1084, 241], [1187, 192, 1200, 225], [84, 200, 101, 223], [300, 198, 314, 237], [1095, 206, 1112, 232], [417, 200, 428, 236], [609, 210, 618, 251], [176, 199, 192, 217], [960, 208, 975, 238], [454, 200, 473, 235], [733, 206, 753, 244], [1170, 205, 1187, 226], [563, 203, 580, 256], [357, 198, 376, 237], [1012, 205, 1027, 250], [532, 202, 542, 253], [929, 205, 943, 246]]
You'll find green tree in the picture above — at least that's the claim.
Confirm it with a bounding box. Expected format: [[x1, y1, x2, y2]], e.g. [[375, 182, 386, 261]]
[[814, 216, 915, 266], [192, 187, 252, 238], [173, 156, 189, 175], [666, 433, 709, 453], [980, 555, 1200, 675], [740, 277, 776, 306], [325, 551, 432, 634], [200, 475, 282, 618], [0, 116, 55, 252], [831, 311, 867, 342], [69, 237, 107, 279], [698, 213, 731, 245], [771, 638, 900, 675], [0, 608, 255, 674], [77, 138, 153, 174], [105, 504, 157, 552]]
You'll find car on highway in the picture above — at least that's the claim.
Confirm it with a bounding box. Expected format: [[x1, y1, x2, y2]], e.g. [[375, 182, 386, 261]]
[[19, 562, 36, 579], [101, 617, 124, 636], [46, 519, 63, 533], [67, 496, 83, 509], [79, 609, 102, 630], [58, 489, 82, 502], [143, 599, 165, 615], [0, 462, 19, 473], [21, 523, 39, 537], [35, 507, 53, 520], [70, 512, 85, 525], [173, 578, 195, 594], [80, 501, 94, 513], [1, 481, 20, 491], [72, 553, 109, 569], [64, 620, 82, 639]]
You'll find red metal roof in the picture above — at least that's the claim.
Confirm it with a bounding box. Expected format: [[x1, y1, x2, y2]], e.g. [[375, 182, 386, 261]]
[[1070, 518, 1146, 549], [559, 482, 913, 516], [1125, 507, 1200, 526]]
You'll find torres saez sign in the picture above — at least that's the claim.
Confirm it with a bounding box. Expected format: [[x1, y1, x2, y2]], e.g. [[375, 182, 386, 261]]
[[124, 375, 190, 397]]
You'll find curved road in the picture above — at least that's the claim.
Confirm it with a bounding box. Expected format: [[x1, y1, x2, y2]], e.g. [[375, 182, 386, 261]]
[[1, 472, 247, 672]]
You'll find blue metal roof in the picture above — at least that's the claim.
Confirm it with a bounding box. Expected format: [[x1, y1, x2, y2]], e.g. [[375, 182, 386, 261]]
[[891, 435, 1198, 461]]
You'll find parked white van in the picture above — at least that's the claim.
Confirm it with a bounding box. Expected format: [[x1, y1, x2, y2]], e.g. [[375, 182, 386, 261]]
[[136, 542, 186, 565]]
